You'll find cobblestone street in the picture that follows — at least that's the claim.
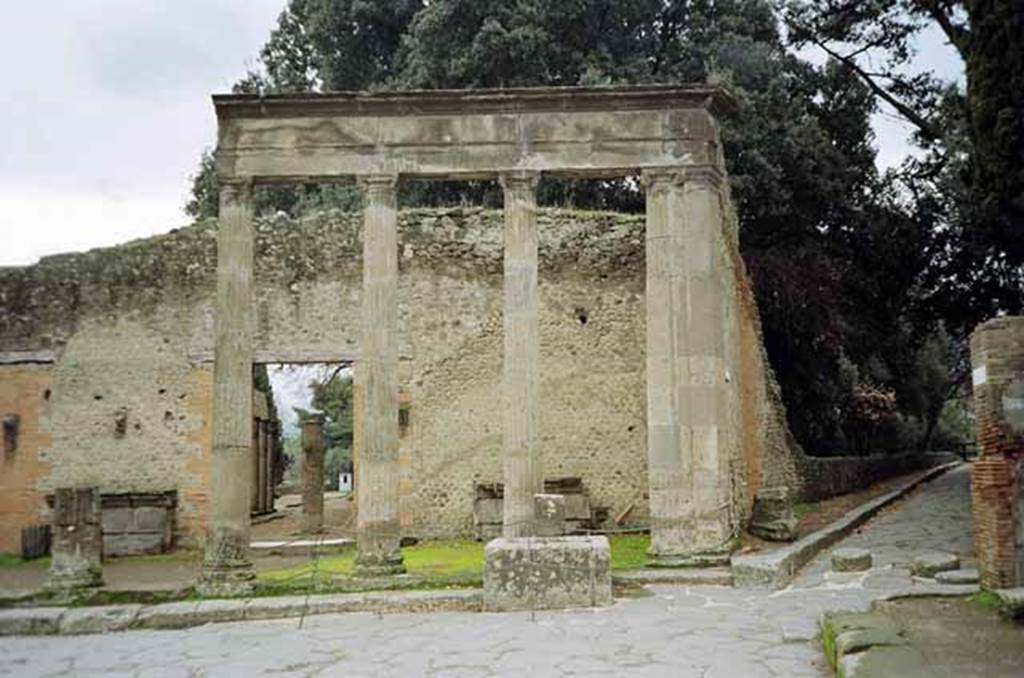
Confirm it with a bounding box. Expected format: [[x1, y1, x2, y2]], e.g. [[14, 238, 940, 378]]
[[0, 466, 990, 677]]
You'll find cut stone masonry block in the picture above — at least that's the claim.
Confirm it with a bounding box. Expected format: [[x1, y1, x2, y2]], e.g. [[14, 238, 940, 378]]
[[483, 536, 612, 612]]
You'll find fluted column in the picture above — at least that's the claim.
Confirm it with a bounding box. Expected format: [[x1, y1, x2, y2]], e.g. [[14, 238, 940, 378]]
[[199, 178, 256, 595], [643, 166, 734, 567], [500, 170, 542, 537], [355, 174, 406, 576]]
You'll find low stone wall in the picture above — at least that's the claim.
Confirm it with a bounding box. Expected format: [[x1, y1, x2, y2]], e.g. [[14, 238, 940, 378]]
[[795, 452, 959, 503]]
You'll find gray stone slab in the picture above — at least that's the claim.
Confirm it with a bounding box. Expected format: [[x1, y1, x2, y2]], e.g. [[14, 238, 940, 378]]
[[935, 568, 979, 585], [0, 607, 63, 636], [58, 605, 141, 635], [613, 567, 733, 586], [832, 548, 872, 572], [483, 536, 612, 612]]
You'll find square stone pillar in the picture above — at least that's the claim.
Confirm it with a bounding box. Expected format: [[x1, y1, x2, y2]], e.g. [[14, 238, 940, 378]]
[[500, 171, 542, 537], [642, 166, 734, 567], [261, 420, 273, 513], [970, 316, 1024, 589], [198, 179, 257, 596], [47, 487, 103, 590], [301, 417, 326, 533], [355, 174, 406, 576]]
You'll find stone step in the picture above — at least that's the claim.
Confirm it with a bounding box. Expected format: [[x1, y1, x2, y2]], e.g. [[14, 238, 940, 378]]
[[612, 567, 734, 586], [249, 538, 353, 557]]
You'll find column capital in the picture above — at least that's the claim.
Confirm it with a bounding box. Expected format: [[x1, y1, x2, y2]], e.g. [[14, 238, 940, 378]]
[[499, 170, 541, 193], [219, 178, 254, 206], [683, 165, 725, 191], [639, 168, 686, 195], [357, 173, 400, 195]]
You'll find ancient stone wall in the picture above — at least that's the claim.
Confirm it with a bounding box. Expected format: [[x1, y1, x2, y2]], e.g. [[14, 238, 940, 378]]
[[970, 316, 1024, 589], [0, 206, 810, 550]]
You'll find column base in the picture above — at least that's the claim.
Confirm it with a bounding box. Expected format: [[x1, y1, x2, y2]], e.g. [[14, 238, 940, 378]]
[[46, 567, 103, 592], [646, 538, 737, 569], [354, 552, 406, 578], [197, 560, 257, 598]]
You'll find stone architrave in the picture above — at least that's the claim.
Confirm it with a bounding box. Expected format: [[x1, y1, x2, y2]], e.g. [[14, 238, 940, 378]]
[[500, 171, 542, 538], [47, 487, 103, 590], [354, 174, 406, 577], [642, 167, 735, 567], [198, 179, 257, 596], [301, 418, 326, 533]]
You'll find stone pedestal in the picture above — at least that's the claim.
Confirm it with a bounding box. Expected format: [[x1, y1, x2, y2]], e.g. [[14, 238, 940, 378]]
[[969, 316, 1024, 589], [301, 418, 326, 534], [483, 536, 612, 612], [355, 174, 406, 577], [47, 487, 103, 590], [500, 171, 542, 538], [199, 180, 257, 597], [642, 167, 735, 567]]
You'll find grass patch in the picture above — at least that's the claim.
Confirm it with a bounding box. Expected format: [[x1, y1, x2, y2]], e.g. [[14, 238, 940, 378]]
[[258, 534, 654, 587], [0, 553, 49, 569], [793, 502, 819, 520], [969, 590, 1002, 611]]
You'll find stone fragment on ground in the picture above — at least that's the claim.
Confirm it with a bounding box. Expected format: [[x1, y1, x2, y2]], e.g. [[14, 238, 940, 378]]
[[994, 588, 1024, 619], [910, 551, 960, 578], [832, 548, 872, 572], [934, 568, 979, 585]]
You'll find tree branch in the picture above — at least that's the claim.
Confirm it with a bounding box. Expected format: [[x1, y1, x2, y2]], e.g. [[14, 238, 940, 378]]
[[915, 1, 969, 59], [809, 36, 943, 141]]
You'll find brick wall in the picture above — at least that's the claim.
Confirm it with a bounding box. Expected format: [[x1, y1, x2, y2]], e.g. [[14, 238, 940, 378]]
[[970, 316, 1024, 589]]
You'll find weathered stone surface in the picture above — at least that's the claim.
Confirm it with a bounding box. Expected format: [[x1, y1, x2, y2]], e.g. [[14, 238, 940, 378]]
[[0, 607, 63, 636], [911, 551, 960, 578], [749, 486, 799, 542], [47, 487, 103, 590], [533, 493, 566, 537], [612, 566, 733, 586], [837, 646, 928, 678], [934, 567, 979, 585], [832, 548, 873, 572], [58, 605, 141, 635], [483, 536, 612, 612], [994, 587, 1024, 619]]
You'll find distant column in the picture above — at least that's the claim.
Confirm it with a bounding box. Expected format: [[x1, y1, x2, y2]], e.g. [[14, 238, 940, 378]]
[[198, 178, 257, 596], [642, 166, 734, 567], [261, 420, 274, 513], [251, 419, 260, 513], [301, 418, 326, 533], [500, 170, 542, 538], [47, 487, 103, 590], [354, 174, 406, 576]]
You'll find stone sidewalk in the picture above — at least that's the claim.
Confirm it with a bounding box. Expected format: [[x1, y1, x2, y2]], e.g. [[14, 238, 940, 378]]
[[0, 465, 999, 677]]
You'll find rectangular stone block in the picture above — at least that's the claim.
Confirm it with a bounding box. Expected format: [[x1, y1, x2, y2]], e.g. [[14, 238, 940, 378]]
[[483, 536, 612, 612], [533, 494, 566, 537]]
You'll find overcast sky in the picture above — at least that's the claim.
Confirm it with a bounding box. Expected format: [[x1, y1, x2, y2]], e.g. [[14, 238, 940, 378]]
[[0, 3, 965, 267]]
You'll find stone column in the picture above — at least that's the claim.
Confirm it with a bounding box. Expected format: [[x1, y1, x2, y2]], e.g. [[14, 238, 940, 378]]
[[199, 179, 256, 596], [354, 174, 405, 576], [970, 316, 1024, 589], [47, 487, 103, 590], [261, 420, 274, 513], [642, 166, 734, 567], [301, 418, 326, 533], [250, 419, 260, 513], [499, 171, 542, 538]]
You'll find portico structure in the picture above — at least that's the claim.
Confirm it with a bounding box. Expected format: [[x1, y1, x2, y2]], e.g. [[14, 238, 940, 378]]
[[199, 85, 739, 593]]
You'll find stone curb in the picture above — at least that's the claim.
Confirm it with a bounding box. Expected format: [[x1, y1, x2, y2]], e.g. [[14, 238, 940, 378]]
[[732, 462, 961, 589], [612, 567, 733, 587], [0, 589, 482, 637]]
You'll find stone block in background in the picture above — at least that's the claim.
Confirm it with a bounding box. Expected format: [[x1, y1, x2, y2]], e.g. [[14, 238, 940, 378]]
[[533, 494, 566, 537], [47, 487, 103, 590], [831, 548, 872, 572], [483, 536, 612, 612]]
